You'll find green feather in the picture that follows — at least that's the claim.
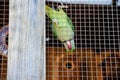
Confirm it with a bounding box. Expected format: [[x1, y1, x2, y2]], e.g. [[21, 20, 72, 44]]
[[50, 22, 57, 38], [66, 16, 74, 31]]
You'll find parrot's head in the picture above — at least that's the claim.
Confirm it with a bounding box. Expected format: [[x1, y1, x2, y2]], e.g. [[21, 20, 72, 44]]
[[63, 38, 75, 52]]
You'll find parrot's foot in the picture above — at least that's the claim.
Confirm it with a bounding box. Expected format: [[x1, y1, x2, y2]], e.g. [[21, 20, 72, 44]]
[[52, 18, 58, 24], [57, 2, 68, 9]]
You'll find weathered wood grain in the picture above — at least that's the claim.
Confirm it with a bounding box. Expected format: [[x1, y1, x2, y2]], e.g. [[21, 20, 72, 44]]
[[7, 0, 45, 80]]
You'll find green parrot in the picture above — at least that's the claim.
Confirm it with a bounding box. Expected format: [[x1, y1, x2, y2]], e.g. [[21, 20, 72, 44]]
[[46, 5, 75, 52]]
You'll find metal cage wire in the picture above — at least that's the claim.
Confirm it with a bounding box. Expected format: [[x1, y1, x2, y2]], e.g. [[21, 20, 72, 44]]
[[0, 0, 8, 80], [0, 0, 120, 80], [46, 0, 120, 80]]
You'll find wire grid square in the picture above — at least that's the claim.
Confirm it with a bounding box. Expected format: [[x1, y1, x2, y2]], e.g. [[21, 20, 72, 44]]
[[46, 0, 120, 80], [0, 0, 9, 80]]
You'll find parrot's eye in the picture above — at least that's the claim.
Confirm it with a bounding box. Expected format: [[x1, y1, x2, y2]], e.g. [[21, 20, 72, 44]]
[[63, 40, 67, 43], [63, 38, 73, 43]]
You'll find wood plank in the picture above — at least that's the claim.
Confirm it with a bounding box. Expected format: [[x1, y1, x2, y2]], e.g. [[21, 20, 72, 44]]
[[7, 0, 45, 80]]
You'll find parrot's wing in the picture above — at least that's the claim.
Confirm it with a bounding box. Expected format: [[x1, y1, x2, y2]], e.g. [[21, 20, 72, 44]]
[[58, 9, 74, 30], [46, 5, 58, 38], [66, 16, 74, 30], [50, 22, 57, 38]]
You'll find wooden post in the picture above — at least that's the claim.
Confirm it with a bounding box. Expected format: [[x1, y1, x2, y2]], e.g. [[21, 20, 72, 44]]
[[7, 0, 45, 80]]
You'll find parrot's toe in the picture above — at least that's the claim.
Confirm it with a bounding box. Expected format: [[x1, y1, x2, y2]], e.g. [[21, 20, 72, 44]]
[[57, 2, 68, 9]]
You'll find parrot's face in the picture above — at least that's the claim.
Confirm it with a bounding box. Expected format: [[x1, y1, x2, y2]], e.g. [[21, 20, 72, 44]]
[[63, 38, 75, 52]]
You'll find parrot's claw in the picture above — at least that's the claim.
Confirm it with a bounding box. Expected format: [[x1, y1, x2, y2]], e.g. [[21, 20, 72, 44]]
[[57, 3, 68, 9], [52, 18, 58, 24]]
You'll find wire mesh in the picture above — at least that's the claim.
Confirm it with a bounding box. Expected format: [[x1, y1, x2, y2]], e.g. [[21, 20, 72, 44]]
[[0, 0, 9, 80], [46, 0, 120, 80]]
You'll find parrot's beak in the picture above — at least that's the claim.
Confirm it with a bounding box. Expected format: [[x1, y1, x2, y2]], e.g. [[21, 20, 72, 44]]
[[63, 39, 75, 52]]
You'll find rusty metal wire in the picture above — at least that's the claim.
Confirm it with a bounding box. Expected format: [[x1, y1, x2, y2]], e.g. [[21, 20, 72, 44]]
[[46, 1, 120, 80]]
